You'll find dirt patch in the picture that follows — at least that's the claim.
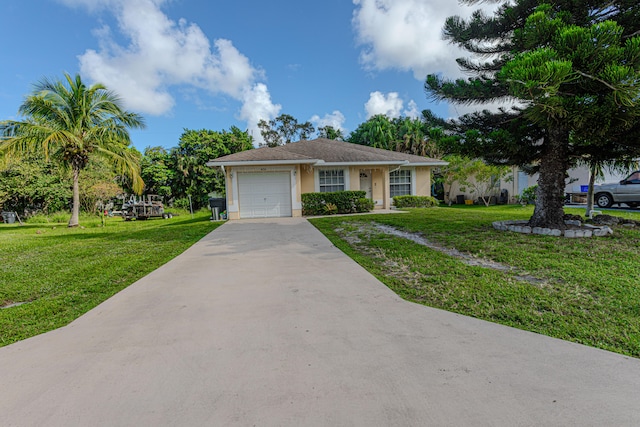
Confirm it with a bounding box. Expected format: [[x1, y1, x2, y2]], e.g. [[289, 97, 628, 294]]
[[0, 301, 30, 309], [336, 222, 546, 287]]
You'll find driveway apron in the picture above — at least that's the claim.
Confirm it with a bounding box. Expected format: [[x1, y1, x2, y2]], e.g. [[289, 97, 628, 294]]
[[1, 218, 639, 426]]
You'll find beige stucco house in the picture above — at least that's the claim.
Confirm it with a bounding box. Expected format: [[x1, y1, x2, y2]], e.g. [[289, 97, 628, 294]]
[[207, 138, 447, 219]]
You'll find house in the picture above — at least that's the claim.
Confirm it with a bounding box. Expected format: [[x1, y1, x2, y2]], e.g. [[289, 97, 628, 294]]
[[449, 164, 636, 205], [207, 138, 447, 219]]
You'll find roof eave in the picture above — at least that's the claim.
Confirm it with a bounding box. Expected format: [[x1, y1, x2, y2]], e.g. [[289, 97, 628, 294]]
[[207, 159, 319, 167], [407, 161, 449, 166], [318, 161, 449, 167], [318, 161, 408, 167]]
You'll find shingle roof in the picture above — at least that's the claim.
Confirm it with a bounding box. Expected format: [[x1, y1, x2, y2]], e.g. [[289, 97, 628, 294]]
[[208, 138, 446, 166]]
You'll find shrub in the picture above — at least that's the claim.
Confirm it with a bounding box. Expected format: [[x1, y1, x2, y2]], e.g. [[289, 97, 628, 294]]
[[24, 211, 89, 224], [301, 191, 369, 215], [323, 203, 338, 215], [355, 198, 375, 213], [516, 185, 538, 205], [173, 197, 192, 210], [393, 195, 439, 208]]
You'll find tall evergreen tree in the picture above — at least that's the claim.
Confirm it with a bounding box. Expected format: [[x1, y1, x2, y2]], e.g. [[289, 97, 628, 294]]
[[426, 1, 640, 229]]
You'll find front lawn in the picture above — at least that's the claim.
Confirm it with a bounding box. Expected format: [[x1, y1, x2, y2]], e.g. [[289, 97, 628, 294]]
[[309, 205, 640, 357], [0, 211, 221, 347]]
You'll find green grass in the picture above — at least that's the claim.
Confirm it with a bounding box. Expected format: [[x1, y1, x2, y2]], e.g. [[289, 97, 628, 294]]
[[309, 205, 640, 357], [0, 210, 221, 347]]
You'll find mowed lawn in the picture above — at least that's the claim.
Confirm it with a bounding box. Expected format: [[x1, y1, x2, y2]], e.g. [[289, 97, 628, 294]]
[[0, 211, 221, 347], [310, 205, 640, 358]]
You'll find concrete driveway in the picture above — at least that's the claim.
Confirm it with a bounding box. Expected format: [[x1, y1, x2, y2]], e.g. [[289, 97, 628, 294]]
[[1, 218, 639, 426]]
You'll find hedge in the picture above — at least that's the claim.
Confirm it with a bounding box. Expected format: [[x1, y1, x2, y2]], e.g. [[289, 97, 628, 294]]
[[301, 191, 373, 215], [392, 195, 439, 208]]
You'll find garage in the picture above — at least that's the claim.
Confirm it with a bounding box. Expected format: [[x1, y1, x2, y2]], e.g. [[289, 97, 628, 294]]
[[237, 172, 292, 218]]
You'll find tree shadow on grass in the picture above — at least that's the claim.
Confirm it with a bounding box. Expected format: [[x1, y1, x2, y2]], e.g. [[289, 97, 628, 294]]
[[30, 217, 221, 243]]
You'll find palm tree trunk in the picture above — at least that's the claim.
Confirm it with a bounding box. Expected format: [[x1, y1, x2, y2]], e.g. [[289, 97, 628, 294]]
[[68, 166, 80, 227], [585, 163, 597, 217]]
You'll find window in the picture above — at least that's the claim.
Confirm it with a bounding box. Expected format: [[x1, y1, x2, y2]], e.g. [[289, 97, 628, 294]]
[[390, 170, 412, 197], [319, 169, 345, 192]]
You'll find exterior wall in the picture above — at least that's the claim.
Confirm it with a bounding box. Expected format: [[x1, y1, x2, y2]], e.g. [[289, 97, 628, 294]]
[[414, 167, 432, 197], [349, 166, 360, 192], [299, 165, 315, 194], [371, 168, 387, 208]]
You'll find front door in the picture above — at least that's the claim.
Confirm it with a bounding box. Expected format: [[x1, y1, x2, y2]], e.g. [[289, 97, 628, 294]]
[[359, 170, 372, 199]]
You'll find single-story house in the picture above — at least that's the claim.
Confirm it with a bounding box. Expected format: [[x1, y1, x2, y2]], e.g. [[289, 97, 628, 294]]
[[207, 138, 447, 219]]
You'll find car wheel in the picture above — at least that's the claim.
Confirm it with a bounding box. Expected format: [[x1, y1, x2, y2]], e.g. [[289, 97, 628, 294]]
[[595, 193, 613, 208]]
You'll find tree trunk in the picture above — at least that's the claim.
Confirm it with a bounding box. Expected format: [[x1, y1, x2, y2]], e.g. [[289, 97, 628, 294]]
[[528, 126, 570, 229], [585, 163, 597, 217], [68, 166, 80, 228]]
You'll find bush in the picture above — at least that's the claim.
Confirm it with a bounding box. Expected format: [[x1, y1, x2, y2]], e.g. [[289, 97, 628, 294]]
[[24, 211, 89, 224], [393, 195, 439, 208], [355, 198, 374, 213], [301, 191, 370, 215], [516, 185, 538, 205], [173, 197, 192, 210]]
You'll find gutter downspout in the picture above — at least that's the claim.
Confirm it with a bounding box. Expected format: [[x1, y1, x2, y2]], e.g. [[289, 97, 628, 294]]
[[221, 165, 229, 218]]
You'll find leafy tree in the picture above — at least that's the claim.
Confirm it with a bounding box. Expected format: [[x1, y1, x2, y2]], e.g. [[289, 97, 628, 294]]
[[395, 117, 426, 154], [171, 126, 252, 208], [257, 114, 315, 147], [426, 1, 640, 229], [438, 154, 472, 205], [78, 157, 124, 214], [317, 125, 344, 140], [0, 155, 71, 215], [348, 113, 455, 158], [347, 115, 396, 150], [459, 160, 512, 207], [140, 146, 174, 198], [0, 73, 144, 227]]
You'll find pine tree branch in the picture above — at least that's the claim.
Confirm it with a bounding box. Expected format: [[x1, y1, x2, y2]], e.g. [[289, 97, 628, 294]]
[[624, 30, 640, 39], [574, 70, 619, 92]]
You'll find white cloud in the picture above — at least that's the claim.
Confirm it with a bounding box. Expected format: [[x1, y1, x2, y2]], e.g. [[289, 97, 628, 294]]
[[365, 91, 403, 118], [404, 100, 420, 119], [352, 0, 498, 79], [60, 0, 279, 144], [365, 91, 419, 119], [239, 83, 281, 146], [310, 111, 346, 132]]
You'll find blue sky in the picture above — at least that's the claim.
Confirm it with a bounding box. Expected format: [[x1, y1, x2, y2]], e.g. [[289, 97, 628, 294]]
[[0, 0, 497, 151]]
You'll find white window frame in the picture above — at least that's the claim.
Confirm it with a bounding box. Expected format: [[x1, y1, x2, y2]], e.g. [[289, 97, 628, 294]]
[[390, 169, 413, 198], [315, 168, 350, 193]]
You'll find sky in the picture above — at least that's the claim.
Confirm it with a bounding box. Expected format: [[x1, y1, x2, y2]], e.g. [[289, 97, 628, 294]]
[[0, 0, 499, 151]]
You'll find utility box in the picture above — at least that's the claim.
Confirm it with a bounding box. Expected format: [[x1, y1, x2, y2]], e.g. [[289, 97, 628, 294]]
[[208, 197, 226, 212]]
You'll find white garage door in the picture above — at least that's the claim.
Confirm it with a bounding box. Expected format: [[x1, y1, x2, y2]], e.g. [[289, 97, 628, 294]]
[[238, 172, 292, 218]]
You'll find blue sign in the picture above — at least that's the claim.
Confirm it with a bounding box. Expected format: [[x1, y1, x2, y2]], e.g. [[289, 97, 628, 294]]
[[580, 185, 589, 192]]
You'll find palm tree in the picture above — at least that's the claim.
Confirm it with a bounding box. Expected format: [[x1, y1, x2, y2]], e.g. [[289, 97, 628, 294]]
[[0, 73, 145, 227]]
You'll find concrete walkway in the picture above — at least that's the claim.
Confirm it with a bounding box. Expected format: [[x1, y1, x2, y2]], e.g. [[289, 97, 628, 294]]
[[1, 218, 639, 426]]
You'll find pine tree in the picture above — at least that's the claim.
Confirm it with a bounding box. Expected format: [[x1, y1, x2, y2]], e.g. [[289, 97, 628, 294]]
[[426, 1, 640, 229]]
